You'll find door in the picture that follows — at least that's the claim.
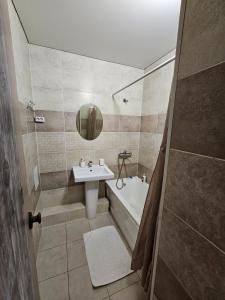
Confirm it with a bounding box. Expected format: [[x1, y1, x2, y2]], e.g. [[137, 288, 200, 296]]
[[0, 0, 39, 299]]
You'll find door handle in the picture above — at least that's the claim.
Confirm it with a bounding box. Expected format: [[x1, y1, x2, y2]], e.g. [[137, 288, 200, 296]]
[[28, 212, 41, 229]]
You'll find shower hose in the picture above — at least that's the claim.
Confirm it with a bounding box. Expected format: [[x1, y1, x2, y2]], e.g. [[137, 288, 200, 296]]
[[116, 156, 128, 190]]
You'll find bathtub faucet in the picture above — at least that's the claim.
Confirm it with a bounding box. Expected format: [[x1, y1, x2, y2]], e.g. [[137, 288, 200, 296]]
[[88, 161, 93, 167]]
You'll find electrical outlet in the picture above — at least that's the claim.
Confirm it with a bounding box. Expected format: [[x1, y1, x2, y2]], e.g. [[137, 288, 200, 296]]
[[34, 116, 45, 123]]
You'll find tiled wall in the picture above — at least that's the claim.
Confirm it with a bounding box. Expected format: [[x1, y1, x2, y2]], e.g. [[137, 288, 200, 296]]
[[138, 51, 175, 182], [29, 44, 144, 198], [154, 1, 225, 299], [8, 0, 41, 256]]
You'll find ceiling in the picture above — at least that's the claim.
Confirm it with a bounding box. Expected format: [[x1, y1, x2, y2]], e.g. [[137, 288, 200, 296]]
[[13, 0, 181, 69]]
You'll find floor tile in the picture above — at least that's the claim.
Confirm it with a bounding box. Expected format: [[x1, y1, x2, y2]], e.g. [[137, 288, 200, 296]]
[[39, 273, 69, 300], [107, 272, 139, 296], [66, 218, 90, 243], [39, 223, 66, 251], [69, 265, 108, 300], [110, 282, 147, 300], [37, 245, 67, 281], [89, 213, 112, 230], [67, 240, 87, 270]]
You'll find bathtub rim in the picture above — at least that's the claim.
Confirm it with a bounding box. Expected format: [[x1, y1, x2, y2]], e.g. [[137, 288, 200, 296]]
[[106, 176, 148, 226]]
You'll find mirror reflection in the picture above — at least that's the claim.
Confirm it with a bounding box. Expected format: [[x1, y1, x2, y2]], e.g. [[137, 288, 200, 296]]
[[76, 103, 103, 140]]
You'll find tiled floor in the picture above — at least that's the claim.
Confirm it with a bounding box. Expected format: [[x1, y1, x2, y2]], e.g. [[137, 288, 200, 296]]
[[37, 212, 147, 300]]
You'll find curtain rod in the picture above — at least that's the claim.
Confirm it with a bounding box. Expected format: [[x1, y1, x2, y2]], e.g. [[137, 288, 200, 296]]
[[112, 56, 176, 99]]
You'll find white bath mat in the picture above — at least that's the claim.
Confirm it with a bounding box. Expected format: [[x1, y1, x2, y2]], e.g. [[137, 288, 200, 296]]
[[83, 225, 133, 287]]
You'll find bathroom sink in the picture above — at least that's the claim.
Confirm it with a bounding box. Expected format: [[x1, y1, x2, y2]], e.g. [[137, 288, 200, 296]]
[[73, 165, 114, 183], [73, 165, 114, 219]]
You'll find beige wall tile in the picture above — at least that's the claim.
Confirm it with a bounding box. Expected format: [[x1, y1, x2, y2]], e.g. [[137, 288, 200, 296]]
[[142, 61, 174, 116], [40, 188, 67, 208], [120, 116, 141, 132], [35, 110, 65, 132], [33, 86, 63, 111], [139, 149, 155, 171], [9, 0, 32, 104], [63, 88, 97, 113], [119, 132, 140, 150], [64, 112, 77, 132], [37, 132, 65, 153], [103, 114, 120, 132], [30, 45, 62, 89], [66, 150, 95, 170], [39, 153, 66, 173]]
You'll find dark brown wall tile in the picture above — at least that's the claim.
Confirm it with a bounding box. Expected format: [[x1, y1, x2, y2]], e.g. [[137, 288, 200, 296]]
[[159, 209, 225, 300], [120, 115, 141, 132], [65, 112, 77, 132], [178, 0, 225, 79], [165, 149, 225, 252], [171, 62, 225, 159], [103, 114, 120, 132], [35, 110, 65, 132], [40, 171, 68, 190], [154, 256, 192, 300]]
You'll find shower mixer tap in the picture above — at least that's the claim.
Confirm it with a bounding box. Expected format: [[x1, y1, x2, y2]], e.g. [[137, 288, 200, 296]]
[[118, 151, 132, 159]]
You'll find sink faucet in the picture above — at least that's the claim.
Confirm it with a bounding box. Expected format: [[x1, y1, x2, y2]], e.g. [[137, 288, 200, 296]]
[[88, 160, 93, 167]]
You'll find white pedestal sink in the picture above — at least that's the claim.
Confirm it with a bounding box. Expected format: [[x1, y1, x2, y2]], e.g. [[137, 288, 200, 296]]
[[73, 165, 114, 219]]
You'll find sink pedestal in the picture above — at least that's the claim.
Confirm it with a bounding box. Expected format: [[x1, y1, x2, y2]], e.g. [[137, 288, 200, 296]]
[[85, 181, 99, 219]]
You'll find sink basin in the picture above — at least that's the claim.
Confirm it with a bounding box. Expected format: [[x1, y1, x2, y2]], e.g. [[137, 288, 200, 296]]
[[72, 165, 114, 219], [73, 165, 114, 183]]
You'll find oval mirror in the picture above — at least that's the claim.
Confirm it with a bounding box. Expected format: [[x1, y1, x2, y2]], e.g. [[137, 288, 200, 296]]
[[76, 103, 103, 140]]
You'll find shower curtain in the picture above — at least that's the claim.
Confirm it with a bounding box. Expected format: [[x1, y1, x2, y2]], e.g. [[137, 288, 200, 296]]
[[131, 104, 169, 297]]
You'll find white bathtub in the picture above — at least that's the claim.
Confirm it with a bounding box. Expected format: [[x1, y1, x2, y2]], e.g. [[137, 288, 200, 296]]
[[106, 176, 149, 250]]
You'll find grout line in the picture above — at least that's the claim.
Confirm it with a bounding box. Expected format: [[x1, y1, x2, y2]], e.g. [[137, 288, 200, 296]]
[[38, 270, 68, 284], [108, 281, 141, 298], [178, 58, 225, 81], [170, 147, 225, 163], [165, 207, 225, 256], [38, 241, 67, 253]]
